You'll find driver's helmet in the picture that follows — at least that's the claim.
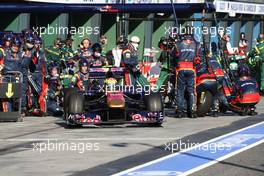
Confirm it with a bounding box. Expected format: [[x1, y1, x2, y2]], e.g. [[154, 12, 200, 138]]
[[238, 64, 250, 77], [229, 62, 238, 71], [105, 71, 117, 92], [105, 78, 117, 92]]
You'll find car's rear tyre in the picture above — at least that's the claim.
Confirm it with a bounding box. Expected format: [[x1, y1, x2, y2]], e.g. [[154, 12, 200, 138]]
[[145, 92, 163, 112], [197, 91, 213, 117]]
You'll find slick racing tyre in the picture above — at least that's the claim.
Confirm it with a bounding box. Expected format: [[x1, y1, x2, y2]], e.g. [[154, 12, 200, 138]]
[[144, 92, 164, 112], [66, 92, 84, 128], [143, 92, 164, 127], [63, 88, 77, 120], [197, 91, 213, 117], [68, 92, 84, 114]]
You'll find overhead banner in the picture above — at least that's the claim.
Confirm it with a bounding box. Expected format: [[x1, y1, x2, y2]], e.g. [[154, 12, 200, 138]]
[[215, 0, 264, 15], [25, 0, 205, 4]]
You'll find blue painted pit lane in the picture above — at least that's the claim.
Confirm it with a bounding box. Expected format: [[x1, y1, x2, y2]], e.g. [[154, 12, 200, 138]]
[[113, 121, 264, 176]]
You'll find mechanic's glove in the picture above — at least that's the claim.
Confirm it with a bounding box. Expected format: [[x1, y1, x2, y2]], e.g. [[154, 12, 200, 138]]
[[55, 91, 60, 97], [44, 75, 51, 83], [81, 86, 86, 91]]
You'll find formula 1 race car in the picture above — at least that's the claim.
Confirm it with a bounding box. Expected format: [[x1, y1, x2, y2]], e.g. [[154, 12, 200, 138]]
[[63, 67, 164, 127], [0, 71, 23, 122]]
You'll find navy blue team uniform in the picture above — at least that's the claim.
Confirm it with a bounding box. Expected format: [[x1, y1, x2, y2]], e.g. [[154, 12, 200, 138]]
[[175, 35, 200, 118], [44, 63, 63, 116]]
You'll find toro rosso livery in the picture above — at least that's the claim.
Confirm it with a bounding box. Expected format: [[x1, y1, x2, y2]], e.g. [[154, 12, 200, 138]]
[[63, 66, 164, 127]]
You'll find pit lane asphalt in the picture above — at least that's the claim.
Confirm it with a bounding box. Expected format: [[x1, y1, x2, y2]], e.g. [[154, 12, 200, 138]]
[[0, 100, 263, 176]]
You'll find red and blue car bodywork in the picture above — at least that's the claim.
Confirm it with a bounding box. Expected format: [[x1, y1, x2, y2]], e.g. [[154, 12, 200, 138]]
[[64, 67, 164, 127]]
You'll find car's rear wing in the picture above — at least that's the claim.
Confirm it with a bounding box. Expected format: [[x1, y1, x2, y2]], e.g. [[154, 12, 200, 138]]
[[89, 67, 124, 79]]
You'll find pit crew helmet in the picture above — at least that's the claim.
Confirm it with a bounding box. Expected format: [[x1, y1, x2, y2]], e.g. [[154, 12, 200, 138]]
[[229, 62, 238, 71], [130, 36, 140, 50], [11, 36, 22, 47], [25, 33, 34, 44], [3, 33, 13, 42]]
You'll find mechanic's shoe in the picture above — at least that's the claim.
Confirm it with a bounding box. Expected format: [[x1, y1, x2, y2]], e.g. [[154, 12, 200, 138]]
[[211, 111, 218, 117], [21, 108, 27, 117], [175, 111, 185, 118], [189, 111, 197, 118]]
